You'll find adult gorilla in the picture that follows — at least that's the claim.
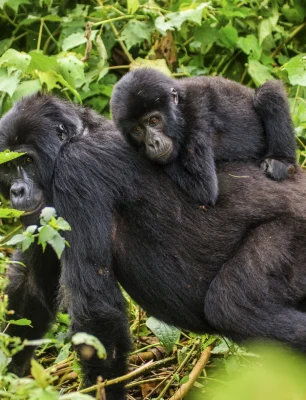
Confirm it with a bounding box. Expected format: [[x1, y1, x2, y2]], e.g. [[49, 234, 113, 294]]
[[1, 94, 306, 399]]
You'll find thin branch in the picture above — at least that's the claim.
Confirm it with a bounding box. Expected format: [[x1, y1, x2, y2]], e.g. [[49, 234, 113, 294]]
[[79, 356, 176, 394], [109, 22, 134, 64], [0, 225, 22, 244], [271, 21, 306, 59], [168, 344, 214, 400]]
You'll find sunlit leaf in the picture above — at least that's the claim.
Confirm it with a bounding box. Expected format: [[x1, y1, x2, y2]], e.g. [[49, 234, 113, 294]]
[[128, 0, 139, 14], [0, 48, 31, 73], [282, 54, 306, 86], [120, 20, 153, 50]]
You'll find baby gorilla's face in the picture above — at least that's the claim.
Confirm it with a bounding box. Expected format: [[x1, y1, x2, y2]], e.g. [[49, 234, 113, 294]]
[[129, 111, 174, 163]]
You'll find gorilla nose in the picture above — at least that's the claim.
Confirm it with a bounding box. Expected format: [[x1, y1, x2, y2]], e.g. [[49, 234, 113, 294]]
[[149, 138, 161, 150], [10, 182, 26, 200]]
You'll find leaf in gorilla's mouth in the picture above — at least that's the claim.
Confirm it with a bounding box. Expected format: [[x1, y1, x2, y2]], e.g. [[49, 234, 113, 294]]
[[22, 202, 44, 216]]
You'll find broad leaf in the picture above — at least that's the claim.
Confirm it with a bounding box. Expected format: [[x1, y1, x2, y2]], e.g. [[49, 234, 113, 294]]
[[120, 20, 153, 50], [282, 54, 306, 86], [146, 317, 180, 353], [0, 49, 31, 73], [248, 60, 274, 86]]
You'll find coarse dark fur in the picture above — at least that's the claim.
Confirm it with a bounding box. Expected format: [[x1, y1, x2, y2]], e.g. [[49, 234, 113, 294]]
[[111, 68, 296, 205], [1, 94, 306, 400]]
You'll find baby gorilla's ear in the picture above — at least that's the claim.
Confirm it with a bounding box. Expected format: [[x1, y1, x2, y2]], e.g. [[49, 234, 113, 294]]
[[170, 88, 179, 105]]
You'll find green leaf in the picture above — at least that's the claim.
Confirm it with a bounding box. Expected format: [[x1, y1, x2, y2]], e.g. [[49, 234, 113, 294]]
[[155, 3, 209, 35], [48, 233, 66, 259], [0, 0, 30, 12], [5, 233, 25, 245], [127, 0, 139, 14], [0, 207, 23, 218], [281, 54, 306, 86], [36, 70, 82, 102], [258, 12, 279, 44], [146, 317, 180, 354], [38, 225, 57, 243], [44, 14, 63, 22], [219, 24, 238, 49], [0, 49, 31, 73], [12, 79, 41, 102], [22, 235, 35, 252], [237, 35, 261, 61], [57, 54, 85, 89], [0, 68, 20, 97], [0, 149, 25, 164], [0, 349, 9, 374], [55, 217, 71, 231], [130, 58, 171, 76], [40, 207, 57, 223], [247, 60, 274, 86], [120, 20, 153, 50], [57, 312, 70, 326], [55, 343, 71, 364], [155, 16, 174, 35], [25, 225, 37, 234], [0, 39, 13, 56], [36, 70, 61, 91], [27, 51, 59, 74], [7, 318, 32, 326], [72, 332, 107, 359], [62, 32, 87, 51], [31, 359, 52, 389], [194, 23, 219, 47]]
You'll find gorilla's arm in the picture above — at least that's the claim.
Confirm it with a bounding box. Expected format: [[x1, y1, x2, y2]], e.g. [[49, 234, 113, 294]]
[[253, 80, 297, 180], [165, 127, 218, 205], [6, 246, 60, 376]]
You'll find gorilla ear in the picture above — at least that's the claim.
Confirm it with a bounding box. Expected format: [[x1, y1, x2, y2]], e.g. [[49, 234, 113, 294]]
[[56, 123, 68, 141], [170, 88, 179, 105]]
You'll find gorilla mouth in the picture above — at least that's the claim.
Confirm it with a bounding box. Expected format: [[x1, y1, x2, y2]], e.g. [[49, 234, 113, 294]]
[[155, 143, 173, 160], [21, 202, 44, 217]]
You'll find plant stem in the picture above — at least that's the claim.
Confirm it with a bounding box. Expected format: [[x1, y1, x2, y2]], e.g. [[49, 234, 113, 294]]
[[37, 18, 44, 52], [79, 356, 175, 394], [169, 343, 214, 400], [292, 85, 300, 116], [110, 22, 134, 64], [0, 225, 22, 244]]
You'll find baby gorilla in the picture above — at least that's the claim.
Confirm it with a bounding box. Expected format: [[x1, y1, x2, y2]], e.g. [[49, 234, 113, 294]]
[[111, 69, 296, 205]]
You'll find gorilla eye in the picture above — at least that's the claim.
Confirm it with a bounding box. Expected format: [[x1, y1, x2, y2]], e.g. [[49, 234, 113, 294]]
[[149, 116, 159, 125], [25, 156, 33, 164], [133, 126, 142, 135]]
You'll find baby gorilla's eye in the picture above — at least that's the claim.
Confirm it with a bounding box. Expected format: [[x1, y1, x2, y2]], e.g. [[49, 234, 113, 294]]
[[133, 126, 142, 135], [149, 116, 159, 125]]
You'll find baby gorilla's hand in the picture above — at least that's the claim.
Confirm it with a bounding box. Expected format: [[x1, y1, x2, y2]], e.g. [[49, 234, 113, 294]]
[[261, 158, 296, 181]]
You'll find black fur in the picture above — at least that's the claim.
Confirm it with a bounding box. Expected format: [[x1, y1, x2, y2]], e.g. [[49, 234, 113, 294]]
[[1, 94, 306, 400], [111, 69, 296, 205]]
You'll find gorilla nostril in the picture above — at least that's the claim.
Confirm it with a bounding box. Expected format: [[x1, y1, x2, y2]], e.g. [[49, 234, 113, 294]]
[[11, 186, 25, 198]]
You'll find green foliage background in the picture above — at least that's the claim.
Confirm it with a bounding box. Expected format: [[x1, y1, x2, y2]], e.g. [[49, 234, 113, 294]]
[[0, 0, 306, 398], [0, 0, 305, 146]]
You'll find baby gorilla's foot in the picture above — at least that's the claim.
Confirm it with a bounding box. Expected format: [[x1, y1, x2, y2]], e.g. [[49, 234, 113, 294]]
[[261, 158, 296, 181]]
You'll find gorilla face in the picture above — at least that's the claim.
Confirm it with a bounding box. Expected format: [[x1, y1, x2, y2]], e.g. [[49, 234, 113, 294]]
[[0, 94, 84, 225]]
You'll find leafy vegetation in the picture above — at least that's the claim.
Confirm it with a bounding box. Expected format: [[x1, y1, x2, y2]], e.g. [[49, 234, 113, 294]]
[[0, 0, 306, 398]]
